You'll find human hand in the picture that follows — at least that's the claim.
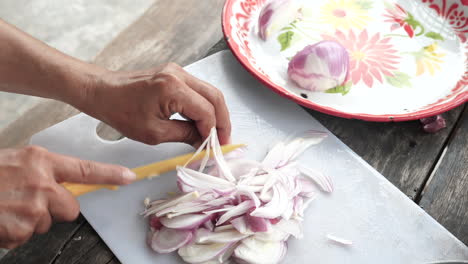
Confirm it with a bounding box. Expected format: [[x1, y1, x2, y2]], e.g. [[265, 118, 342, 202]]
[[77, 62, 231, 146], [0, 146, 135, 249]]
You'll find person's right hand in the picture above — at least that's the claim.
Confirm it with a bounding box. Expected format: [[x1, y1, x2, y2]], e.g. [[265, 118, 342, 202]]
[[0, 146, 135, 249]]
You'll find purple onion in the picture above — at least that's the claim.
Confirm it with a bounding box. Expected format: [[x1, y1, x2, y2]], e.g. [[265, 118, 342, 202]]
[[420, 115, 446, 133], [258, 0, 302, 40], [288, 41, 350, 92]]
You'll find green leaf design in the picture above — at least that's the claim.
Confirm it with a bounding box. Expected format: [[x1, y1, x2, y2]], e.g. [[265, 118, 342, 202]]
[[325, 82, 352, 95], [425, 31, 444, 41], [385, 72, 412, 88], [277, 31, 294, 51], [405, 13, 426, 36], [355, 0, 373, 10]]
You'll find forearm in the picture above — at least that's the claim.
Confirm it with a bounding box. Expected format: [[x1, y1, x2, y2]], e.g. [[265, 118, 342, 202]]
[[0, 19, 107, 106]]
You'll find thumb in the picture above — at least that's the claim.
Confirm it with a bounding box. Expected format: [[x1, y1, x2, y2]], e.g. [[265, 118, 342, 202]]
[[48, 152, 136, 185]]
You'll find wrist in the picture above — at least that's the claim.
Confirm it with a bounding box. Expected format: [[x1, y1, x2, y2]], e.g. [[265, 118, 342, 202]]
[[58, 63, 111, 112]]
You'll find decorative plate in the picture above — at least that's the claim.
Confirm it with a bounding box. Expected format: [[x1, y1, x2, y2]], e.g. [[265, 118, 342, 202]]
[[222, 0, 468, 121]]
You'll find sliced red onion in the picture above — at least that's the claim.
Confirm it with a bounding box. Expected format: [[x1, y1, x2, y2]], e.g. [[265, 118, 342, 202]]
[[252, 185, 289, 219], [149, 215, 162, 230], [327, 234, 353, 246], [254, 228, 290, 242], [246, 174, 270, 186], [245, 214, 270, 232], [145, 128, 333, 263], [231, 216, 253, 235], [236, 186, 261, 208], [177, 168, 235, 194], [160, 213, 211, 230], [143, 191, 200, 217], [299, 166, 333, 193], [258, 0, 302, 40], [217, 201, 255, 225], [298, 177, 316, 197], [420, 115, 446, 133], [150, 227, 193, 254], [210, 127, 236, 182], [214, 224, 235, 233], [204, 220, 215, 232], [275, 219, 303, 239], [195, 229, 249, 244], [217, 242, 239, 263], [283, 132, 328, 163], [147, 230, 156, 246], [179, 242, 235, 263], [227, 159, 262, 179], [234, 237, 286, 264], [288, 41, 349, 92], [262, 142, 286, 168]]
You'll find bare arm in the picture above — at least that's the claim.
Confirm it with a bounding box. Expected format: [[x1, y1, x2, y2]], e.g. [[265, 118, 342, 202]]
[[0, 19, 103, 105], [0, 19, 231, 145]]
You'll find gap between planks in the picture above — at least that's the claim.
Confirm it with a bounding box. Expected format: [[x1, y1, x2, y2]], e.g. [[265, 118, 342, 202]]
[[414, 103, 467, 204], [48, 221, 88, 264]]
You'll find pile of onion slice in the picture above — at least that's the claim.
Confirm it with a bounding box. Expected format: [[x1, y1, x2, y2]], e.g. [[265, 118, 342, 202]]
[[142, 128, 332, 264]]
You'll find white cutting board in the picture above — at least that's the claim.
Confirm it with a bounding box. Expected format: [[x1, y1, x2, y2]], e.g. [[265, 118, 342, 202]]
[[31, 51, 468, 263]]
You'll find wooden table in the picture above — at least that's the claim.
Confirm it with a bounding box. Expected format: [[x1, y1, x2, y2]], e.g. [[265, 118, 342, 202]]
[[1, 1, 467, 263]]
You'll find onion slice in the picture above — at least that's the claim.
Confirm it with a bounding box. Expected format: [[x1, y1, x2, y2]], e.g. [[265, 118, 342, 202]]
[[160, 214, 211, 230], [234, 237, 286, 264], [179, 242, 235, 263], [150, 227, 193, 253], [327, 234, 353, 246]]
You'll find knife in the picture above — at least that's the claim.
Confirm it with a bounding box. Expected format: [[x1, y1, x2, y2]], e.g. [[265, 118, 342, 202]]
[[62, 144, 245, 197]]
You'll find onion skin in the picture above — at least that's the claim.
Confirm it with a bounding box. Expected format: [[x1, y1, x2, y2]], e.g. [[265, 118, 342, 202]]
[[288, 41, 349, 92], [258, 0, 302, 40], [420, 115, 446, 133]]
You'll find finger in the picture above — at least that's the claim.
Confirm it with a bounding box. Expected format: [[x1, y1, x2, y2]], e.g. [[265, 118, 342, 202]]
[[180, 72, 232, 145], [152, 120, 202, 146], [48, 152, 136, 185], [173, 83, 217, 141], [35, 213, 52, 234], [48, 184, 80, 222]]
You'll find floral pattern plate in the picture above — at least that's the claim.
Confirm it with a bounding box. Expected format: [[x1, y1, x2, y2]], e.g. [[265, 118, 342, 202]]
[[222, 0, 468, 121]]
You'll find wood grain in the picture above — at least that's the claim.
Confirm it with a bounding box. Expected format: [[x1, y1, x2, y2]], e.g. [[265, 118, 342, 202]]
[[52, 223, 114, 264], [0, 216, 85, 264], [419, 105, 468, 245], [0, 0, 225, 149]]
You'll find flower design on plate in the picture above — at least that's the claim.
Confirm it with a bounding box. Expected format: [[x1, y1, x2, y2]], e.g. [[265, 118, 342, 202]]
[[411, 43, 446, 76], [384, 3, 420, 37], [319, 0, 373, 30], [422, 0, 468, 42], [323, 29, 401, 88]]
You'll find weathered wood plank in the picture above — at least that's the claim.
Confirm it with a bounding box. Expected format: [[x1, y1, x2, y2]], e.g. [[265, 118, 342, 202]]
[[93, 0, 224, 71], [52, 223, 114, 264], [0, 0, 225, 149], [0, 216, 85, 264], [419, 105, 468, 245], [310, 106, 465, 197]]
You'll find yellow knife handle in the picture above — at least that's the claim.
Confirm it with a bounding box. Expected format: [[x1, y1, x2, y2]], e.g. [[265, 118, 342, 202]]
[[61, 182, 119, 197], [62, 144, 245, 197]]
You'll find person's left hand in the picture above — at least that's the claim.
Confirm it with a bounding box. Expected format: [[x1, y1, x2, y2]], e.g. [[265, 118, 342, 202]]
[[75, 62, 231, 147]]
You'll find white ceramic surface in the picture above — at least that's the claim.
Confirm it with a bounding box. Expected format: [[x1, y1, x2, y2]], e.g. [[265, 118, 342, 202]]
[[223, 0, 468, 121], [31, 51, 468, 263]]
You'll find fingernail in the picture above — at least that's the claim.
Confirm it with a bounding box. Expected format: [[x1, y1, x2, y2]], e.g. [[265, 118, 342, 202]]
[[122, 169, 137, 183]]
